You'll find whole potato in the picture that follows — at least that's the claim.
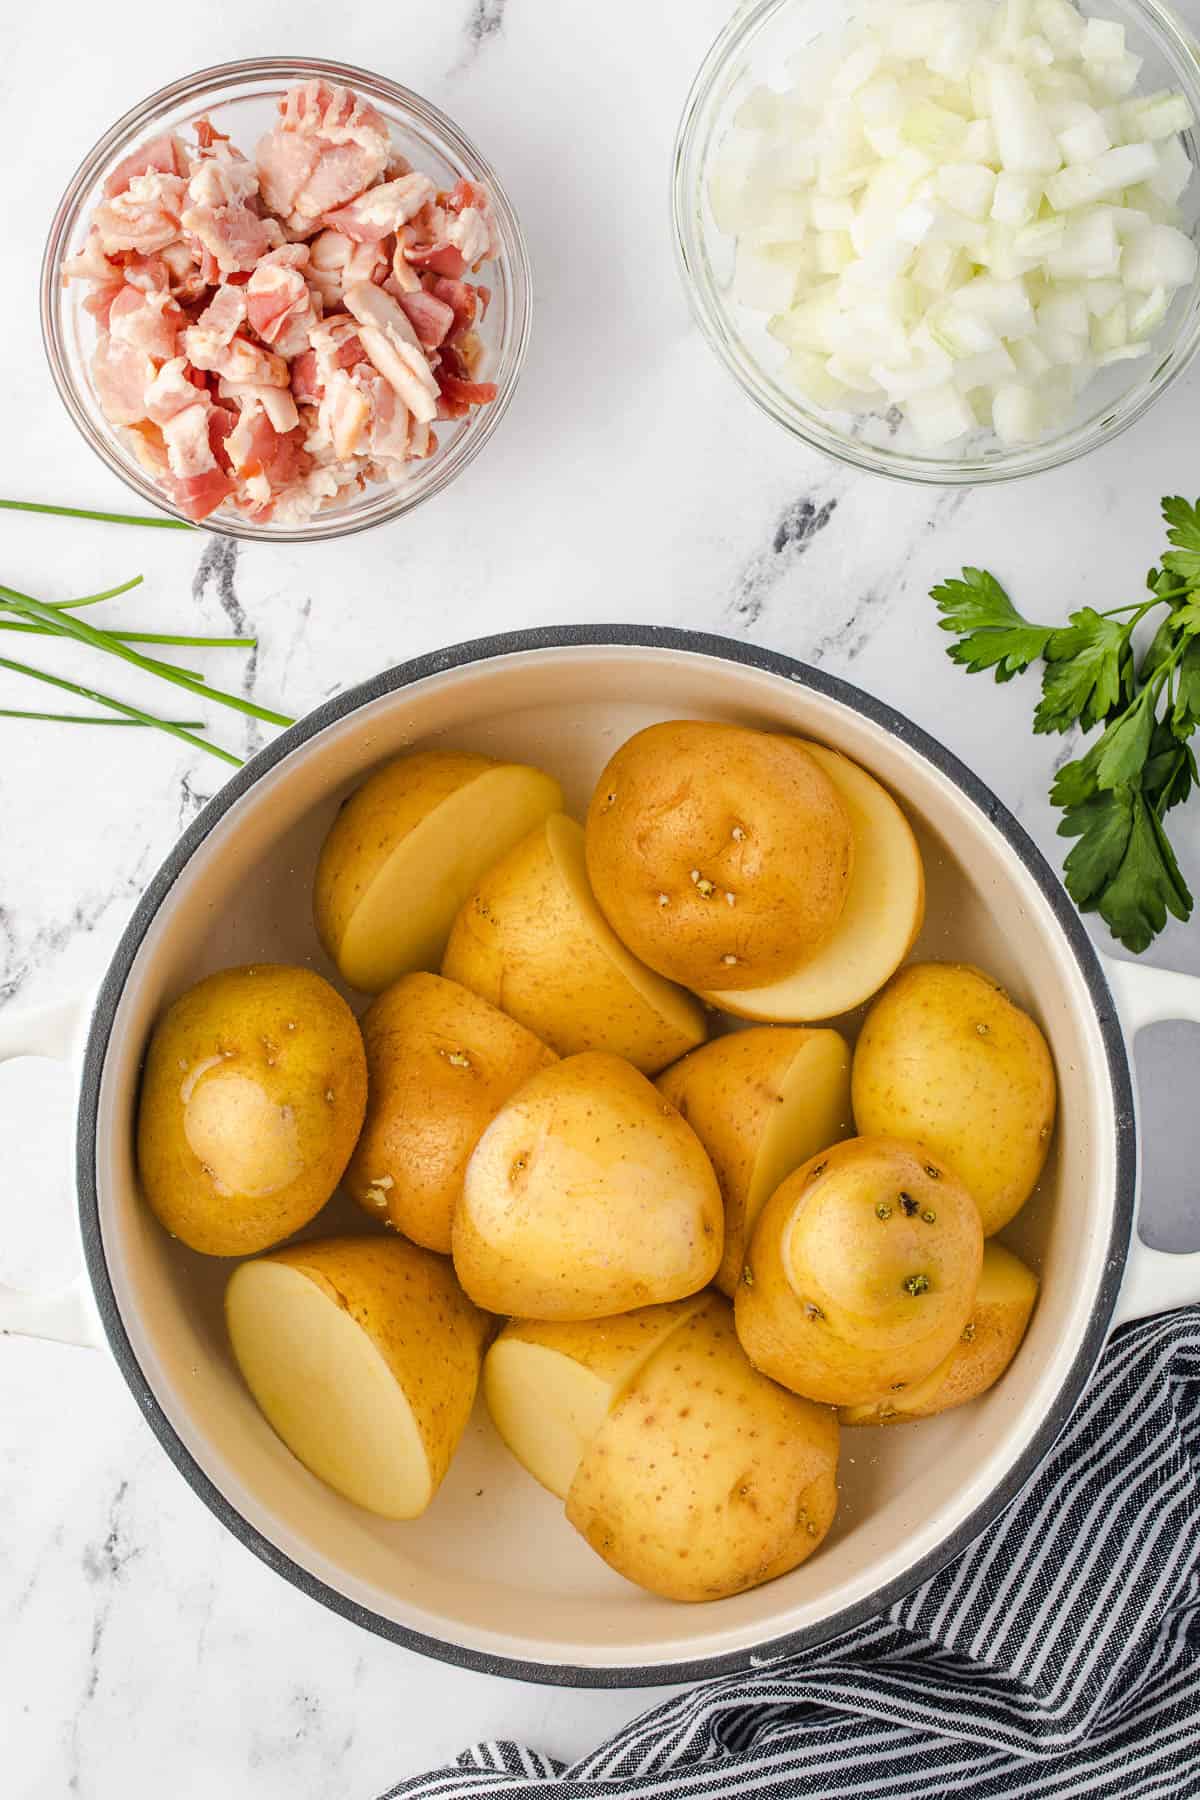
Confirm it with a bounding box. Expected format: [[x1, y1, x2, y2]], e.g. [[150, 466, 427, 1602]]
[[442, 813, 706, 1075], [345, 973, 556, 1252], [567, 1295, 840, 1601], [137, 964, 367, 1256], [852, 963, 1057, 1235], [840, 1242, 1039, 1425], [656, 1025, 852, 1297], [226, 1235, 488, 1518], [453, 1051, 723, 1319], [584, 721, 854, 992], [735, 1136, 983, 1407], [314, 749, 562, 993]]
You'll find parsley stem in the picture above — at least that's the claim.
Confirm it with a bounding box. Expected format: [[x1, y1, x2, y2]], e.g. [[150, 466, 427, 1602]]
[[0, 656, 240, 765], [0, 583, 291, 727], [0, 498, 192, 530]]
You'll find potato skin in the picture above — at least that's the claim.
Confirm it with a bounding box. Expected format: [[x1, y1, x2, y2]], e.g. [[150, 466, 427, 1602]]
[[736, 1136, 983, 1407], [566, 1295, 839, 1601], [656, 1026, 852, 1297], [839, 1242, 1039, 1425], [345, 974, 556, 1252], [453, 1051, 723, 1320], [585, 722, 854, 991], [852, 962, 1057, 1236], [137, 964, 367, 1256], [442, 814, 706, 1075]]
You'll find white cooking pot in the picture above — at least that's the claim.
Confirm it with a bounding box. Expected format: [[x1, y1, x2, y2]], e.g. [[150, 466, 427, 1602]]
[[4, 627, 1200, 1684]]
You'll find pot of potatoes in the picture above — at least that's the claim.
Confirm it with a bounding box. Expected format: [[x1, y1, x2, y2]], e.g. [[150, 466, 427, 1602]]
[[7, 626, 1200, 1683]]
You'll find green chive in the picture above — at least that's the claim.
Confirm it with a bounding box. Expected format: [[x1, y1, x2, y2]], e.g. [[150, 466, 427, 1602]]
[[0, 498, 192, 530], [0, 656, 240, 766], [53, 576, 145, 610], [0, 710, 207, 727]]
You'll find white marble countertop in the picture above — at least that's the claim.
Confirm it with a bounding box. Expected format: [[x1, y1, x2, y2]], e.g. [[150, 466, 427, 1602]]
[[5, 0, 1200, 1794]]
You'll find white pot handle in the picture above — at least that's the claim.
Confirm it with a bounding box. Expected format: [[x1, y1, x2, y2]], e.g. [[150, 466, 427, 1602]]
[[0, 995, 103, 1349], [1103, 954, 1200, 1327]]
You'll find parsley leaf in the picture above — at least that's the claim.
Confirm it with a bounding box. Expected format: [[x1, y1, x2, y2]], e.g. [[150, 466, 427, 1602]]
[[932, 498, 1200, 954], [1034, 607, 1130, 735], [1161, 496, 1200, 584], [932, 567, 1055, 681]]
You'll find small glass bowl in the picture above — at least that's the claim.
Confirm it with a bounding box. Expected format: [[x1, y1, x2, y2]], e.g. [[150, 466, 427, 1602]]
[[673, 0, 1200, 483], [41, 57, 532, 541]]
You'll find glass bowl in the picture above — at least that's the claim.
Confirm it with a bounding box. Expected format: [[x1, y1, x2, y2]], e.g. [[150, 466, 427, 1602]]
[[672, 0, 1200, 483], [41, 57, 532, 541]]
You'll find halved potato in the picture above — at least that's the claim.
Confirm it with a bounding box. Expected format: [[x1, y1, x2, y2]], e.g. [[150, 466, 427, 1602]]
[[566, 1295, 840, 1601], [226, 1235, 488, 1519], [441, 814, 706, 1075], [851, 962, 1056, 1234], [656, 1026, 852, 1296], [453, 1050, 723, 1319], [483, 1299, 709, 1499], [344, 973, 556, 1252], [707, 744, 925, 1022], [840, 1242, 1039, 1425], [735, 1136, 983, 1407], [314, 750, 563, 993], [585, 721, 854, 991]]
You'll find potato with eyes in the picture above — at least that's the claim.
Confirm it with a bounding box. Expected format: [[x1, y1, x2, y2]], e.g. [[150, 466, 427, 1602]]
[[584, 721, 854, 992], [735, 1135, 983, 1408]]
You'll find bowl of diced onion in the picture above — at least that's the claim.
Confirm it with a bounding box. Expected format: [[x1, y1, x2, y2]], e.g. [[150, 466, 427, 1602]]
[[672, 0, 1200, 481]]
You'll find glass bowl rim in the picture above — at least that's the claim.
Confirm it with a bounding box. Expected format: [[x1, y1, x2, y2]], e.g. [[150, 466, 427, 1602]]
[[40, 54, 533, 542], [671, 0, 1200, 486]]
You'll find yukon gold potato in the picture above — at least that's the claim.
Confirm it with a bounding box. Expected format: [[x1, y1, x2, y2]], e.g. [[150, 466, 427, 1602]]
[[852, 962, 1057, 1235], [137, 964, 367, 1257], [567, 1295, 840, 1601], [483, 1299, 708, 1499], [707, 744, 925, 1021], [442, 814, 706, 1075], [656, 1026, 852, 1297], [226, 1236, 488, 1519], [736, 1136, 983, 1408], [453, 1051, 723, 1319], [840, 1242, 1039, 1425], [585, 721, 854, 991], [344, 973, 556, 1252], [314, 749, 563, 992]]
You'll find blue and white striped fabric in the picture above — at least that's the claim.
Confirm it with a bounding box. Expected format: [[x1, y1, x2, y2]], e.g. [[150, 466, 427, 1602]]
[[385, 1308, 1200, 1800]]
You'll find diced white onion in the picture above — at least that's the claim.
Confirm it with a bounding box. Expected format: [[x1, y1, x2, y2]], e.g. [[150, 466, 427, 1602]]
[[712, 0, 1198, 451]]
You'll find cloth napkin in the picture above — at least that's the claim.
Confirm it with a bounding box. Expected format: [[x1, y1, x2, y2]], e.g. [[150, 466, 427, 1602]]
[[385, 1307, 1200, 1800]]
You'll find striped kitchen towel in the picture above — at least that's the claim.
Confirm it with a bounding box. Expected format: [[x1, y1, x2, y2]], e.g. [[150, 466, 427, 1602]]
[[384, 1306, 1200, 1800]]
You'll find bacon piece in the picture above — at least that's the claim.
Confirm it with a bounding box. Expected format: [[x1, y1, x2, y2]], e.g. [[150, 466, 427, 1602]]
[[245, 248, 314, 353], [145, 356, 206, 426], [440, 374, 497, 406], [183, 285, 247, 363], [359, 370, 409, 464], [109, 286, 184, 362], [123, 254, 170, 293], [318, 369, 372, 459], [208, 403, 237, 470], [83, 282, 125, 328], [442, 177, 486, 214], [427, 275, 477, 338], [397, 288, 454, 350], [103, 134, 187, 199], [290, 143, 387, 224], [290, 348, 322, 403], [255, 128, 320, 218], [181, 160, 272, 274], [218, 380, 300, 434], [226, 404, 305, 486], [92, 334, 155, 425], [93, 173, 187, 256], [445, 207, 492, 268], [195, 118, 230, 151], [63, 232, 123, 286], [343, 280, 439, 421], [166, 467, 235, 522], [403, 241, 467, 279], [322, 173, 436, 243]]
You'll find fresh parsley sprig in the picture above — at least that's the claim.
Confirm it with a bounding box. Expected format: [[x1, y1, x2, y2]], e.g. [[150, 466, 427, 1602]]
[[932, 497, 1200, 955]]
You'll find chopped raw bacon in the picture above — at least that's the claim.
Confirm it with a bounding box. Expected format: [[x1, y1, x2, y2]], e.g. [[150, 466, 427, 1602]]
[[397, 288, 455, 350], [65, 79, 501, 524]]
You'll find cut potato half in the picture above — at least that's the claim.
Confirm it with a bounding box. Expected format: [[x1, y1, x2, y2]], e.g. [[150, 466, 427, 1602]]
[[442, 813, 706, 1074], [840, 1242, 1039, 1425], [314, 750, 563, 993], [226, 1236, 487, 1519], [483, 1299, 708, 1498], [707, 743, 924, 1022], [566, 1295, 840, 1601], [657, 1026, 852, 1296]]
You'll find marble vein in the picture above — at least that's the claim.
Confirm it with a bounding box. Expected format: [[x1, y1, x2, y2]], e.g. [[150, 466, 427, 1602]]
[[726, 495, 838, 632]]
